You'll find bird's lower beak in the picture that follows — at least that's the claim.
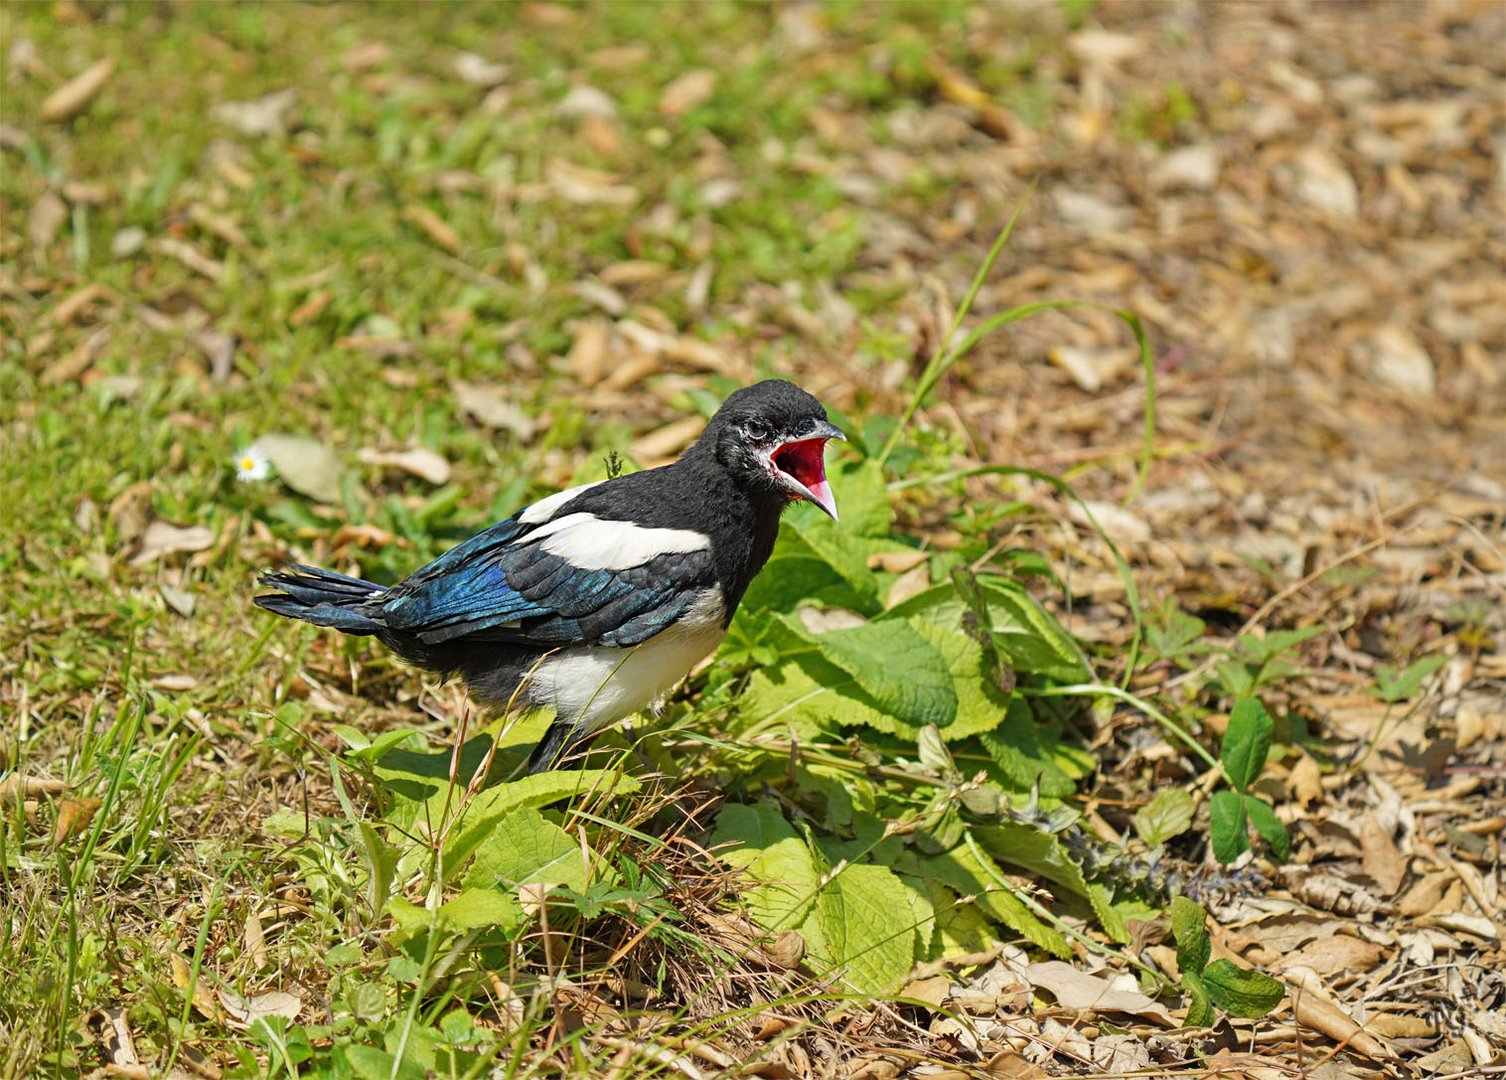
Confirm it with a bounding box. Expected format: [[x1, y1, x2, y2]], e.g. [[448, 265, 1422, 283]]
[[771, 422, 844, 521]]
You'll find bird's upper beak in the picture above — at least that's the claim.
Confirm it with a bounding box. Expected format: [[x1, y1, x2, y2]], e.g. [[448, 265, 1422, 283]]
[[770, 421, 844, 521]]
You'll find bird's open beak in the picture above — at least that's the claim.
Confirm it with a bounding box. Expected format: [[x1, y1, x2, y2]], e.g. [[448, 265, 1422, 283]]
[[770, 421, 844, 521]]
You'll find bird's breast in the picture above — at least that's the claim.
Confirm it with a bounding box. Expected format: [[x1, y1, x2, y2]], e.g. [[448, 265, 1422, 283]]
[[527, 585, 727, 735]]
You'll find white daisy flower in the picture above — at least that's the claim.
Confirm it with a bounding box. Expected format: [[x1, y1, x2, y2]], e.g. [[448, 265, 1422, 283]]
[[234, 444, 271, 483]]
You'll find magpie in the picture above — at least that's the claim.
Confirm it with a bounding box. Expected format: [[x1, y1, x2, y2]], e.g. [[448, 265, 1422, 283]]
[[255, 379, 843, 773]]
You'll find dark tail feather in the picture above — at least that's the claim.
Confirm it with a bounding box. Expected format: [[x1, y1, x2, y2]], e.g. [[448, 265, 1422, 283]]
[[255, 565, 386, 634]]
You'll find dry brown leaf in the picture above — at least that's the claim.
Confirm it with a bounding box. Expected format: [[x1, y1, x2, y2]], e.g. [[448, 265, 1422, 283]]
[[131, 522, 216, 566], [217, 987, 302, 1030], [572, 279, 626, 315], [401, 205, 461, 253], [1288, 752, 1324, 807], [558, 84, 617, 119], [886, 563, 932, 610], [0, 775, 67, 800], [289, 289, 332, 327], [46, 282, 114, 327], [1366, 1013, 1436, 1039], [631, 416, 704, 464], [900, 974, 951, 1009], [580, 114, 623, 157], [255, 434, 344, 503], [1021, 961, 1175, 1026], [358, 446, 452, 486], [452, 51, 507, 88], [244, 910, 268, 971], [931, 60, 991, 110], [193, 328, 236, 381], [1269, 935, 1387, 977], [29, 188, 66, 261], [40, 57, 114, 122], [599, 260, 668, 287], [661, 335, 731, 374], [760, 930, 805, 971], [152, 238, 226, 283], [867, 550, 930, 573], [847, 1058, 900, 1080], [547, 160, 638, 206], [1284, 965, 1394, 1061], [659, 69, 717, 118], [343, 40, 390, 71], [40, 327, 110, 387], [568, 320, 611, 386], [186, 204, 250, 251], [151, 674, 198, 692], [86, 1006, 140, 1068], [602, 352, 663, 391], [169, 955, 222, 1022], [452, 380, 535, 441], [796, 606, 868, 634], [210, 87, 297, 137], [159, 583, 196, 617], [53, 797, 101, 843], [1359, 814, 1407, 896], [984, 1051, 1052, 1080]]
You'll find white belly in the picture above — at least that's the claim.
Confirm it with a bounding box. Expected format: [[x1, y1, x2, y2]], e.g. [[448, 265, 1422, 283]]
[[528, 587, 727, 735]]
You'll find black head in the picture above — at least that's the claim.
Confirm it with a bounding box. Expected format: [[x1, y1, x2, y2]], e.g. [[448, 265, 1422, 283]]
[[692, 379, 844, 519]]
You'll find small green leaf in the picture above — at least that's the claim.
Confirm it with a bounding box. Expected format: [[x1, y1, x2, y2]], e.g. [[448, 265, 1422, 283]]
[[347, 982, 386, 1022], [1221, 698, 1273, 791], [357, 821, 398, 919], [1212, 659, 1256, 699], [804, 862, 918, 995], [916, 842, 1070, 957], [435, 888, 518, 931], [385, 896, 429, 936], [981, 579, 1089, 683], [950, 567, 1013, 693], [711, 803, 822, 931], [1133, 788, 1195, 846], [829, 458, 894, 539], [1370, 655, 1446, 703], [738, 649, 914, 740], [1170, 896, 1210, 976], [809, 618, 959, 729], [463, 806, 594, 902], [1202, 959, 1285, 1018], [975, 821, 1127, 943], [1242, 794, 1290, 860], [1209, 789, 1250, 864], [916, 724, 956, 777], [428, 769, 637, 870], [1181, 970, 1215, 1028], [1236, 626, 1321, 663]]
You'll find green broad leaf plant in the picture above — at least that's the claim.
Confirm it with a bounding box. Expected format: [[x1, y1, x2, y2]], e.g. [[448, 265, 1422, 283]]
[[1172, 896, 1285, 1025], [1209, 698, 1290, 864]]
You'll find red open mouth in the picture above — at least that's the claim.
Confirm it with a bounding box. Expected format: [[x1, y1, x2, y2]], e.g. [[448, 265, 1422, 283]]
[[771, 438, 838, 519]]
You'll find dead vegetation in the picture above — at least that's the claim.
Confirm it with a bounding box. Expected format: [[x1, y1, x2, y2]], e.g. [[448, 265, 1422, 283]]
[[2, 1, 1503, 1077]]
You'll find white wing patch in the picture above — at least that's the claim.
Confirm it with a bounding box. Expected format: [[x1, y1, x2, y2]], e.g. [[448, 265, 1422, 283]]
[[527, 512, 711, 571], [516, 480, 606, 525]]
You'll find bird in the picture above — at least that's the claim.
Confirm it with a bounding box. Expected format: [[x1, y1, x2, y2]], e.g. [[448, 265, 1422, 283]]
[[255, 379, 843, 774]]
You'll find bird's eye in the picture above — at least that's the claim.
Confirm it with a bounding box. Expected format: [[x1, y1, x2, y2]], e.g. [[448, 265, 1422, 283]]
[[744, 419, 770, 441]]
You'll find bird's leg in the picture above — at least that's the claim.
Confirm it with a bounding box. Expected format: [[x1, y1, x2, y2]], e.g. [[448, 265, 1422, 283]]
[[525, 716, 587, 774]]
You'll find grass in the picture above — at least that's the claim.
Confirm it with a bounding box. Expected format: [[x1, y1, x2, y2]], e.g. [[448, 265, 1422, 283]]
[[1, 4, 1098, 1074], [0, 2, 1340, 1077]]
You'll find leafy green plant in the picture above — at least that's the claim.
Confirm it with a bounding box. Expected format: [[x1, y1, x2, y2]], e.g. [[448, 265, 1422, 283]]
[[690, 200, 1173, 991], [1208, 698, 1289, 864], [1211, 626, 1321, 700], [1171, 896, 1284, 1025], [1369, 655, 1445, 704]]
